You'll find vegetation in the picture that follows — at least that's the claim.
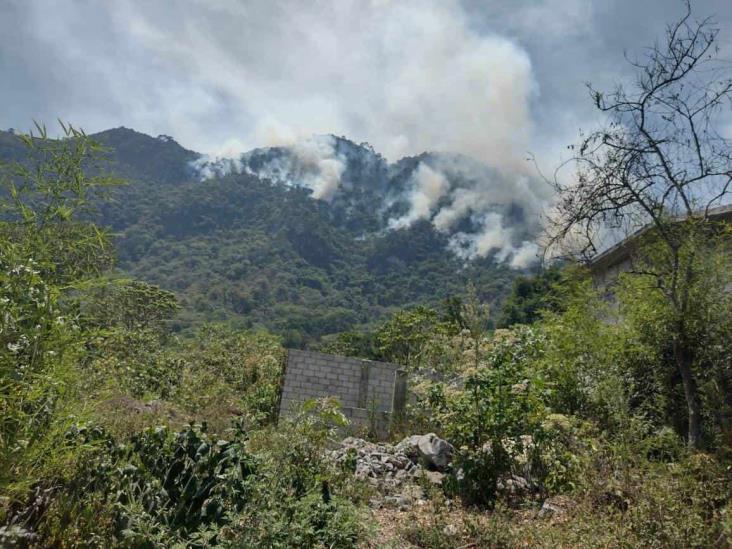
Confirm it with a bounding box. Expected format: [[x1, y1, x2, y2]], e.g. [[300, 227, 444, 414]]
[[0, 125, 519, 347], [547, 3, 732, 447], [0, 121, 730, 547], [0, 125, 365, 547], [1, 5, 731, 546]]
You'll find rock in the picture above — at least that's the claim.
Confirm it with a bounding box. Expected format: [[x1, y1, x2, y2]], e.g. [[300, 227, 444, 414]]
[[383, 494, 412, 511], [414, 469, 445, 485], [330, 437, 420, 491], [537, 496, 569, 519], [498, 474, 531, 497], [416, 433, 454, 470], [396, 433, 454, 470], [331, 433, 453, 510], [442, 523, 459, 536], [395, 435, 422, 461]]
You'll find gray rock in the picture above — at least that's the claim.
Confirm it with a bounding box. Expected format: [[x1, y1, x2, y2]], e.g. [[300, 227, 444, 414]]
[[537, 497, 565, 519], [396, 433, 455, 470], [442, 523, 459, 536], [498, 474, 531, 497], [395, 435, 422, 460], [330, 436, 421, 490], [416, 433, 454, 470], [415, 469, 445, 485]]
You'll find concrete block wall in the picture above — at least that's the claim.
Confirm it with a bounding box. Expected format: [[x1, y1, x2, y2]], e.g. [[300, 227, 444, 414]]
[[279, 349, 406, 434]]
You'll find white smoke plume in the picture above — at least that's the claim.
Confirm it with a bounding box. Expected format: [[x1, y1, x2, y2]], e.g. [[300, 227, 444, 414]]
[[387, 157, 551, 267], [290, 138, 346, 201], [447, 214, 540, 268], [12, 0, 538, 172], [389, 163, 449, 229], [510, 241, 541, 269], [192, 135, 347, 202], [9, 0, 555, 266]]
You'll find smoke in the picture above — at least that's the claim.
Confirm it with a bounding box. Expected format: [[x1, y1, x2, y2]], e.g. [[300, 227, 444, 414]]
[[386, 156, 551, 267], [5, 0, 539, 172], [289, 138, 347, 201], [190, 156, 243, 181], [192, 134, 347, 202], [7, 0, 559, 267], [447, 216, 540, 268], [389, 164, 449, 229]]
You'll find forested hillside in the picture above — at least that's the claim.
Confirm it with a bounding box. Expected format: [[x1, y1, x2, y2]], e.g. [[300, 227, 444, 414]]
[[0, 127, 523, 345]]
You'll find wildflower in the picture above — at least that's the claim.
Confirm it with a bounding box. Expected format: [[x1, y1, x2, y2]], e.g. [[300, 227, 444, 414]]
[[7, 342, 22, 353]]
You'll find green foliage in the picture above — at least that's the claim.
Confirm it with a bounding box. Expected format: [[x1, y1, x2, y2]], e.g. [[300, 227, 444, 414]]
[[614, 232, 732, 449], [92, 328, 184, 400], [4, 421, 254, 546], [111, 422, 253, 546], [0, 122, 114, 468], [537, 272, 629, 426], [223, 399, 365, 548], [2, 123, 730, 547], [433, 328, 552, 507], [0, 122, 118, 285], [81, 279, 179, 333], [374, 306, 446, 366], [498, 265, 565, 327], [175, 326, 285, 429], [317, 330, 376, 359]]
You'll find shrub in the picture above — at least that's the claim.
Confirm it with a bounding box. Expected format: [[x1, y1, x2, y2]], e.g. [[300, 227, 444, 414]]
[[5, 422, 255, 546], [438, 327, 551, 507], [222, 399, 367, 548]]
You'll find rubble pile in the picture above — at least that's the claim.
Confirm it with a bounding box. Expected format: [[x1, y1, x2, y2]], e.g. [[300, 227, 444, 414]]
[[330, 436, 418, 490]]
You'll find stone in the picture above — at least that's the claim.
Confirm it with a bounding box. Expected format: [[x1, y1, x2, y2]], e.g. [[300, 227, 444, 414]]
[[416, 433, 454, 470], [414, 469, 445, 485], [537, 497, 568, 519], [442, 523, 459, 536], [395, 434, 422, 460], [396, 433, 455, 470], [330, 436, 421, 491], [498, 474, 531, 496]]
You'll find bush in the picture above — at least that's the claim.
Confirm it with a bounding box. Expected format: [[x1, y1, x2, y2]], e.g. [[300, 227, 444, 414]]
[[5, 422, 255, 546], [175, 326, 285, 430], [436, 327, 552, 507], [221, 399, 367, 548]]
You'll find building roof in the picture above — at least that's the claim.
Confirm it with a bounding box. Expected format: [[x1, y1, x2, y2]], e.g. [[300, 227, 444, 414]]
[[588, 203, 732, 273]]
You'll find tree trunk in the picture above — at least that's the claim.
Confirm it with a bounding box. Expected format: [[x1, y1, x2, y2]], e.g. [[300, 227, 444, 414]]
[[673, 337, 702, 449]]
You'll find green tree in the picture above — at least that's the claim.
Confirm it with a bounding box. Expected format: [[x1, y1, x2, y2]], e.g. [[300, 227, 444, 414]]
[[547, 5, 732, 447], [498, 265, 565, 327], [374, 306, 444, 366], [0, 122, 118, 473], [81, 278, 179, 333]]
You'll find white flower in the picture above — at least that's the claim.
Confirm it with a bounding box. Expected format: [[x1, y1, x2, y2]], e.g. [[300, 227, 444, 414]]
[[7, 342, 22, 353]]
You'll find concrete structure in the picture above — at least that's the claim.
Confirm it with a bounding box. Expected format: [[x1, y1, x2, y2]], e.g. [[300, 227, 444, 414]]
[[278, 349, 407, 435], [589, 204, 732, 289]]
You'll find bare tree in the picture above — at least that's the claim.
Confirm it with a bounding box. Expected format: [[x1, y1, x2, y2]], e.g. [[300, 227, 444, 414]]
[[548, 2, 732, 448]]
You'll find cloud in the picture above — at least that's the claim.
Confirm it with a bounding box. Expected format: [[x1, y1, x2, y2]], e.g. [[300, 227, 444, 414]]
[[0, 0, 537, 172]]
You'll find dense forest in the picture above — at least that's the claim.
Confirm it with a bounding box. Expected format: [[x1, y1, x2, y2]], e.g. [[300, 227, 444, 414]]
[[1, 127, 522, 346]]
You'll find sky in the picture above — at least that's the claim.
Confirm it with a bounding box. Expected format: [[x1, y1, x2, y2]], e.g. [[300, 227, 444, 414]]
[[2, 0, 730, 169]]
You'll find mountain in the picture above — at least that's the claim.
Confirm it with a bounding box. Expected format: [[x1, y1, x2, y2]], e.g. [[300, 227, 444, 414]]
[[0, 127, 540, 345]]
